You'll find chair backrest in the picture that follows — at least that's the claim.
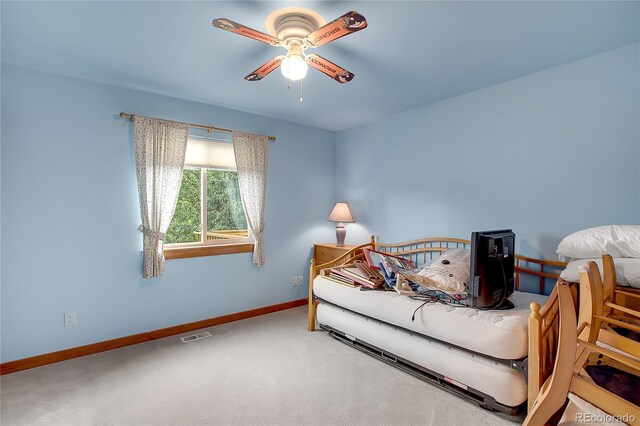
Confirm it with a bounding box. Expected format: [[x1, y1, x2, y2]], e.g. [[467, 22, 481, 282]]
[[602, 254, 617, 305], [524, 282, 577, 426], [578, 261, 606, 344]]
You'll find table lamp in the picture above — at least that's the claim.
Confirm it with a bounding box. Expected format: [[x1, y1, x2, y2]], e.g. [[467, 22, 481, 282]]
[[327, 202, 355, 247]]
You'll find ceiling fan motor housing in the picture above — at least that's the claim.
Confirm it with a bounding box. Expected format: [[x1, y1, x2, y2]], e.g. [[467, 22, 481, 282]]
[[265, 7, 326, 43], [276, 16, 315, 40]]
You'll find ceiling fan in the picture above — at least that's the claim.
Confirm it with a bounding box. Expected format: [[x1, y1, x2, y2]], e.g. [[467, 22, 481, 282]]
[[212, 7, 367, 84]]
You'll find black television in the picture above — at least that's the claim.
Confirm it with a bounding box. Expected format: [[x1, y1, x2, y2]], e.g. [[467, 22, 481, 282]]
[[468, 229, 516, 310]]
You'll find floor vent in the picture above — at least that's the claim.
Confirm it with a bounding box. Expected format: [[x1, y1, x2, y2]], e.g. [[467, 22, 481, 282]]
[[180, 332, 212, 343]]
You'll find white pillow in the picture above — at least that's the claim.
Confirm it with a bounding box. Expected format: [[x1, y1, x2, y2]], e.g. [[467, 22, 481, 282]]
[[559, 257, 640, 288], [556, 225, 640, 260], [407, 248, 470, 294]]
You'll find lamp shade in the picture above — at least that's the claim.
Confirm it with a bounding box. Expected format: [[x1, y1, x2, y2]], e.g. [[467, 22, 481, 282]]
[[328, 202, 355, 223]]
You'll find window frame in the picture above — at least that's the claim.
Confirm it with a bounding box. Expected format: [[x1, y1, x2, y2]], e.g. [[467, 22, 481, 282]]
[[164, 162, 253, 259]]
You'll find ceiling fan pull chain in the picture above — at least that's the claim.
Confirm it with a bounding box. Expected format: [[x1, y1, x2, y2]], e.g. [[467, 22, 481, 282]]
[[300, 79, 303, 103], [288, 80, 291, 90]]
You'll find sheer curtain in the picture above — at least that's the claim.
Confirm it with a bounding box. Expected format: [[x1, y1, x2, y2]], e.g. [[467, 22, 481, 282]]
[[134, 116, 189, 278], [232, 131, 269, 266]]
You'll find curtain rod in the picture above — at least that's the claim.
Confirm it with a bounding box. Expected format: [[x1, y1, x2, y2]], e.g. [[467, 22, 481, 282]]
[[119, 112, 276, 142]]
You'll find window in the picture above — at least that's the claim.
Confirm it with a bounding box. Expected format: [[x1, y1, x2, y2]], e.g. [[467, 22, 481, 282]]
[[164, 137, 252, 258]]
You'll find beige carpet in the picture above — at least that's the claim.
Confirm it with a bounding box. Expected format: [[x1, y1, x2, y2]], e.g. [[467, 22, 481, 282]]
[[1, 306, 522, 425]]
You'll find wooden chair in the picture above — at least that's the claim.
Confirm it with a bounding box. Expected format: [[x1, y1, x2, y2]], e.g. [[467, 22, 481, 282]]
[[528, 278, 578, 411], [524, 282, 577, 425], [523, 281, 640, 426], [602, 253, 640, 315], [578, 261, 640, 357]]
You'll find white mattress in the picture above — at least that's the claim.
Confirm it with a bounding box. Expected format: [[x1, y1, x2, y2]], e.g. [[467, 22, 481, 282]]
[[560, 257, 640, 288], [317, 302, 527, 408], [314, 275, 548, 360]]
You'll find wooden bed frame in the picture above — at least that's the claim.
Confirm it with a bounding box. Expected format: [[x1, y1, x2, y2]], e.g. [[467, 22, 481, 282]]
[[307, 236, 471, 331], [307, 235, 568, 410], [308, 236, 640, 418]]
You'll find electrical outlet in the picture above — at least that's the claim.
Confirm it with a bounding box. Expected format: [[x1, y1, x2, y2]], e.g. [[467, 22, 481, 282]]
[[292, 276, 299, 286], [64, 312, 76, 327], [298, 275, 304, 285]]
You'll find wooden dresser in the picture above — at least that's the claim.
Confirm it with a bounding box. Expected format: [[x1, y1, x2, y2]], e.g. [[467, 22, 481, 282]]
[[313, 243, 356, 267]]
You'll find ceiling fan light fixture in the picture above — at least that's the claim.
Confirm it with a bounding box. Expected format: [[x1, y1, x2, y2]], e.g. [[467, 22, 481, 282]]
[[281, 54, 308, 81], [213, 9, 367, 85]]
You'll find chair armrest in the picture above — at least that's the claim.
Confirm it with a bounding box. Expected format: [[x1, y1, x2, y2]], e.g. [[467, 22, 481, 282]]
[[594, 315, 640, 333], [604, 302, 640, 319], [615, 289, 640, 300], [578, 339, 640, 372]]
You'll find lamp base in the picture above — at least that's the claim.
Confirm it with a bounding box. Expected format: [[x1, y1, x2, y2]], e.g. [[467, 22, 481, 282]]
[[335, 223, 346, 247]]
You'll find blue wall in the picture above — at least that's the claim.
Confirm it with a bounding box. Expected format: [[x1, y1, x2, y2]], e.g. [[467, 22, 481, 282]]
[[2, 42, 639, 362], [336, 43, 640, 261], [1, 65, 336, 362]]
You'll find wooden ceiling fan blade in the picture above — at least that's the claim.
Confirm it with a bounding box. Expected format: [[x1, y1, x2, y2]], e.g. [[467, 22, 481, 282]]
[[212, 18, 282, 46], [304, 11, 367, 47], [305, 54, 354, 84], [245, 56, 285, 81]]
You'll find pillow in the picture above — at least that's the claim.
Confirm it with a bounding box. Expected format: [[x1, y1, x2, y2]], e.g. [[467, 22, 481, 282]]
[[406, 248, 470, 294], [559, 257, 640, 288], [556, 225, 640, 260]]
